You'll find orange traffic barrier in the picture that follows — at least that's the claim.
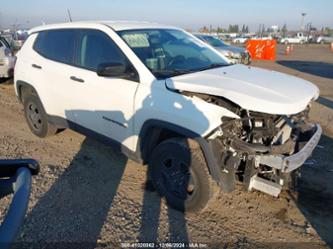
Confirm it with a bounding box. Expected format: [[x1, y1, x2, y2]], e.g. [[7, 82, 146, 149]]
[[246, 40, 276, 61], [290, 44, 294, 52], [285, 46, 291, 56], [331, 42, 333, 52]]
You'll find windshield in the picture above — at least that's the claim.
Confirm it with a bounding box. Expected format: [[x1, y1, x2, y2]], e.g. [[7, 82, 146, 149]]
[[117, 29, 229, 79], [202, 36, 227, 47]]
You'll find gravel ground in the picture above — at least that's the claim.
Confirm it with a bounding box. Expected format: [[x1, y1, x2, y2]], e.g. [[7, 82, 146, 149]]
[[0, 44, 333, 249]]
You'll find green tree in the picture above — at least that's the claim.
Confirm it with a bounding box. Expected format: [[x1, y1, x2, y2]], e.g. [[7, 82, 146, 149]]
[[228, 24, 240, 33], [199, 26, 209, 33], [281, 24, 287, 37], [241, 24, 246, 33], [217, 26, 225, 33]]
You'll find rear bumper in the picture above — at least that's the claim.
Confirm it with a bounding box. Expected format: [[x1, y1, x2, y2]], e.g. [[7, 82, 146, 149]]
[[0, 56, 15, 78], [255, 124, 322, 173]]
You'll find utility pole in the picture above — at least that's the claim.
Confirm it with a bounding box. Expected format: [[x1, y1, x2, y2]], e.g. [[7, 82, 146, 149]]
[[67, 9, 73, 22], [0, 11, 2, 31], [300, 13, 306, 31]]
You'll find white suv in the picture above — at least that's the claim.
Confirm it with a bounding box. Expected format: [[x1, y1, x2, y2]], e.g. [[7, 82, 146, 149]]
[[14, 21, 322, 212]]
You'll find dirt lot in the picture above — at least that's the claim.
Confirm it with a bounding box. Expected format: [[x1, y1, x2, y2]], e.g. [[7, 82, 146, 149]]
[[0, 44, 332, 249]]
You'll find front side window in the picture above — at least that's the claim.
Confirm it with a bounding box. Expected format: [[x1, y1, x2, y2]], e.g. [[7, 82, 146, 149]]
[[117, 29, 229, 79], [33, 29, 75, 64], [76, 30, 127, 71]]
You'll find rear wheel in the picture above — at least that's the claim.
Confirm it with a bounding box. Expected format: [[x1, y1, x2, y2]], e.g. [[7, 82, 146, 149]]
[[149, 138, 216, 212], [23, 94, 57, 138]]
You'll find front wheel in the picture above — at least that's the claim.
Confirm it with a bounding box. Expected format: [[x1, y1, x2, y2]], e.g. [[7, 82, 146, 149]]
[[149, 138, 216, 212]]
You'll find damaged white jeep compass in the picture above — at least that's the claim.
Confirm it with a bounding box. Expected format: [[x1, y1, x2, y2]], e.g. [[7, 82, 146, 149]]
[[14, 21, 322, 212]]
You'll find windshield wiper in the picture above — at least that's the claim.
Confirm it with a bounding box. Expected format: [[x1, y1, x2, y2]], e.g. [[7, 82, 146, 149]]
[[196, 63, 228, 72], [153, 64, 228, 79], [153, 69, 195, 78]]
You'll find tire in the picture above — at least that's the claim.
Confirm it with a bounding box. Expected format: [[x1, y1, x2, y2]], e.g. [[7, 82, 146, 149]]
[[149, 138, 216, 212], [23, 93, 57, 138]]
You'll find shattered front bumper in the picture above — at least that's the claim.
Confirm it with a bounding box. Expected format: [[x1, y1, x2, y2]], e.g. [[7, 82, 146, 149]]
[[255, 124, 322, 173]]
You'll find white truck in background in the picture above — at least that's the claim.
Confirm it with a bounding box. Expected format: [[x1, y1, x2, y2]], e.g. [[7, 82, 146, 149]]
[[280, 32, 308, 44]]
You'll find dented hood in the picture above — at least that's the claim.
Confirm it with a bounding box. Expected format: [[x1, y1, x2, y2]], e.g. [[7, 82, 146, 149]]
[[165, 64, 319, 115]]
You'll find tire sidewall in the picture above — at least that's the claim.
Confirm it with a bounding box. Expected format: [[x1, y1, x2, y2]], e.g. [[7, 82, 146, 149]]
[[23, 95, 49, 138], [149, 139, 212, 212]]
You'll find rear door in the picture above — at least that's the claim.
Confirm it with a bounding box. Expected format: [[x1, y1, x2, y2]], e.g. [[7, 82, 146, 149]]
[[32, 29, 77, 121]]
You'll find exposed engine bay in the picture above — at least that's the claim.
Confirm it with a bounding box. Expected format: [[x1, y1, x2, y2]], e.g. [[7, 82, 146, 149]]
[[184, 92, 321, 197]]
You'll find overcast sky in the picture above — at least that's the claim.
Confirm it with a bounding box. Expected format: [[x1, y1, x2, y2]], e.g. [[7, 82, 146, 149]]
[[0, 0, 332, 31]]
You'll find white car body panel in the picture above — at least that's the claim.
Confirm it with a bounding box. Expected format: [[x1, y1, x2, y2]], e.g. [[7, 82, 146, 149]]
[[28, 21, 179, 34], [166, 64, 319, 115], [133, 80, 239, 147]]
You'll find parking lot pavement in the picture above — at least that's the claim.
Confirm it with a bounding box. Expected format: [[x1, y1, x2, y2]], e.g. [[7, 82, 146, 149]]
[[0, 44, 332, 248]]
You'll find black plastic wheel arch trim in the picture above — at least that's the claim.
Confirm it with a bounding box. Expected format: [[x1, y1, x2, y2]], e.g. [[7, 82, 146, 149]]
[[137, 119, 231, 191]]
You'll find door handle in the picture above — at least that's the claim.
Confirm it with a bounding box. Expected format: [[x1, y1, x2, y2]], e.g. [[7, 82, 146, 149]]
[[70, 76, 85, 83], [32, 64, 42, 69]]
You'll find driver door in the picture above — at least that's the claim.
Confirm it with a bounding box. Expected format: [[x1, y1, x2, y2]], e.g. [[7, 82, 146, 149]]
[[68, 29, 139, 148]]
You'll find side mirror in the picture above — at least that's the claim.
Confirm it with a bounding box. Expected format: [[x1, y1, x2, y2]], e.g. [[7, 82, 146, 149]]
[[97, 62, 127, 77]]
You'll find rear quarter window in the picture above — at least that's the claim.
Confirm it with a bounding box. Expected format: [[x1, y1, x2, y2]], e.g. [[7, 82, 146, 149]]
[[33, 29, 76, 64]]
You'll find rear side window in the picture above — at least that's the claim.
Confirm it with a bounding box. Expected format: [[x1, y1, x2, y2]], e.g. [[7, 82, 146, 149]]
[[33, 29, 76, 64], [76, 29, 127, 71]]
